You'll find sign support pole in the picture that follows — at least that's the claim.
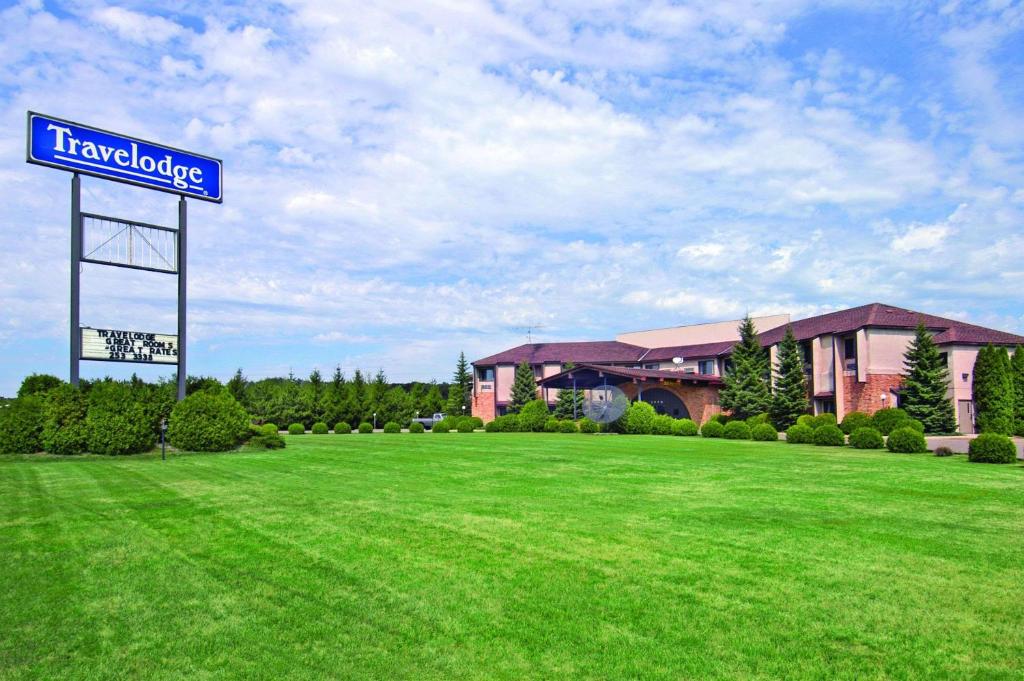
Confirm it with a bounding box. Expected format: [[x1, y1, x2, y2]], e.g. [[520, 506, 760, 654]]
[[70, 173, 81, 386], [176, 196, 187, 401]]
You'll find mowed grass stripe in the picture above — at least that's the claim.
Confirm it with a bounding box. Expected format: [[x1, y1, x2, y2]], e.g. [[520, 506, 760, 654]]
[[1, 435, 1022, 679]]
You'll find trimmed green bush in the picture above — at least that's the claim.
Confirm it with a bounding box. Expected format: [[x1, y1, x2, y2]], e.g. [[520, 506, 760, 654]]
[[558, 419, 578, 433], [485, 420, 499, 432], [872, 407, 908, 435], [751, 423, 778, 441], [746, 413, 770, 427], [88, 382, 157, 455], [518, 399, 550, 433], [334, 422, 351, 434], [578, 418, 600, 434], [489, 414, 520, 432], [905, 419, 925, 433], [543, 417, 560, 433], [409, 421, 425, 433], [456, 419, 475, 433], [261, 423, 278, 434], [796, 414, 816, 429], [0, 395, 45, 454], [383, 421, 401, 433], [672, 418, 698, 436], [934, 446, 954, 457], [701, 420, 724, 438], [41, 384, 88, 455], [710, 413, 731, 425], [786, 424, 814, 444], [311, 422, 329, 434], [432, 421, 450, 433], [840, 411, 872, 435], [464, 416, 484, 430], [812, 424, 845, 446], [811, 413, 838, 430], [849, 427, 884, 449], [967, 433, 1017, 463], [248, 433, 285, 449], [288, 423, 305, 435], [723, 421, 752, 440], [886, 426, 928, 454], [358, 422, 373, 434], [651, 414, 674, 435], [166, 389, 249, 453], [624, 402, 656, 435]]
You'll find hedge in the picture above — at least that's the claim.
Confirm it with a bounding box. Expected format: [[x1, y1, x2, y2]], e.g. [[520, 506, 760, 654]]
[[167, 390, 250, 453], [544, 417, 561, 433], [651, 414, 674, 435], [840, 411, 872, 435], [751, 423, 778, 441], [311, 422, 329, 434], [672, 418, 698, 436], [489, 414, 520, 432], [812, 424, 845, 446], [558, 419, 578, 433], [967, 433, 1016, 463], [334, 422, 352, 434], [288, 423, 305, 435], [849, 426, 884, 449], [785, 424, 814, 444], [41, 384, 88, 455], [383, 421, 401, 433], [89, 382, 157, 455], [886, 427, 928, 454], [409, 421, 425, 433], [248, 432, 285, 449], [723, 421, 752, 440], [624, 402, 656, 435], [518, 400, 550, 432], [701, 420, 724, 438], [578, 418, 600, 434], [0, 395, 45, 454]]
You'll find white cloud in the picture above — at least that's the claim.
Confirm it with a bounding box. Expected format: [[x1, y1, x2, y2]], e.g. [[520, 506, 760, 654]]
[[91, 7, 181, 44]]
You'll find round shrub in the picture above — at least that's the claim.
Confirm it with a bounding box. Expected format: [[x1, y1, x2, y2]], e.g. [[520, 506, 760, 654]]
[[457, 419, 475, 433], [933, 446, 954, 457], [796, 414, 815, 429], [849, 426, 884, 449], [334, 421, 351, 434], [967, 433, 1017, 464], [311, 422, 329, 434], [248, 433, 285, 450], [746, 413, 770, 428], [651, 414, 674, 435], [723, 421, 752, 440], [905, 419, 925, 433], [517, 399, 550, 432], [465, 416, 484, 430], [543, 417, 560, 433], [578, 417, 600, 434], [288, 423, 305, 435], [167, 389, 249, 453], [41, 384, 88, 455], [872, 407, 909, 435], [671, 418, 698, 436], [701, 420, 725, 438], [88, 382, 157, 455], [261, 423, 279, 434], [786, 424, 814, 444], [624, 401, 656, 435], [433, 421, 450, 433], [358, 422, 373, 434], [383, 421, 401, 433], [490, 414, 520, 432], [0, 395, 45, 454], [409, 421, 425, 433], [485, 420, 499, 432], [840, 411, 872, 435], [886, 426, 928, 454], [812, 424, 845, 446], [558, 419, 578, 433], [710, 413, 731, 425], [751, 423, 778, 441], [811, 413, 838, 430]]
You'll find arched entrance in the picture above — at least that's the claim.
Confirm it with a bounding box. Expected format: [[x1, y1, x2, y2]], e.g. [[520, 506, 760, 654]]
[[639, 388, 690, 419]]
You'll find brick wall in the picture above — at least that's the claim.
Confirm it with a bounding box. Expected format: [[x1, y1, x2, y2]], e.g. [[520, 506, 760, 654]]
[[472, 390, 496, 423], [842, 373, 903, 415]]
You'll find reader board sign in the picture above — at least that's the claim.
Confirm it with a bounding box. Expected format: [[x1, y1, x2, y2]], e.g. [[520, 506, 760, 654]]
[[27, 112, 223, 203], [81, 327, 179, 364]]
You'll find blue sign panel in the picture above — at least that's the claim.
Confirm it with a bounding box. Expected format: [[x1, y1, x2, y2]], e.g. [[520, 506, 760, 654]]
[[27, 112, 223, 203]]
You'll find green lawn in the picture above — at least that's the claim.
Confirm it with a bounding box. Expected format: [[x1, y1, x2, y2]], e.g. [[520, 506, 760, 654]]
[[2, 435, 1022, 680]]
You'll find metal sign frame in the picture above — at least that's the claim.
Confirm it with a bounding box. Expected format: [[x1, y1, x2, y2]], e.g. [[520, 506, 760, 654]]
[[80, 212, 179, 275]]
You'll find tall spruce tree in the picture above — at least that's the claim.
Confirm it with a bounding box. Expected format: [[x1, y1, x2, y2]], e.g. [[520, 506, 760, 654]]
[[720, 315, 772, 419], [447, 352, 472, 416], [553, 387, 584, 420], [973, 345, 1015, 435], [226, 368, 247, 404], [1011, 346, 1024, 436], [900, 323, 956, 434], [508, 361, 537, 414], [769, 326, 809, 429]]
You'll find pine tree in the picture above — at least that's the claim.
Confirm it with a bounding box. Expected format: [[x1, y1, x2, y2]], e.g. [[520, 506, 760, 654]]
[[226, 368, 247, 404], [720, 315, 772, 420], [1011, 346, 1024, 436], [446, 352, 472, 416], [508, 361, 537, 414], [769, 326, 809, 429], [553, 387, 584, 420], [422, 383, 445, 416], [973, 345, 1015, 435], [900, 323, 957, 434]]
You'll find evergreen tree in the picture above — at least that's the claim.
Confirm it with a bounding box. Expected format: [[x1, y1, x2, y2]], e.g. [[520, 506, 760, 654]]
[[900, 323, 957, 434], [226, 368, 247, 404], [366, 369, 388, 423], [1011, 346, 1024, 436], [350, 369, 367, 422], [553, 387, 584, 420], [306, 369, 326, 423], [321, 366, 347, 426], [719, 315, 772, 420], [422, 383, 445, 416], [973, 345, 1015, 435], [508, 361, 537, 414], [769, 326, 809, 429], [447, 352, 472, 416]]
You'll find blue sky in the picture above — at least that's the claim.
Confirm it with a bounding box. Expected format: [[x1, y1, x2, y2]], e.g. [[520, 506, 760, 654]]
[[0, 0, 1022, 395]]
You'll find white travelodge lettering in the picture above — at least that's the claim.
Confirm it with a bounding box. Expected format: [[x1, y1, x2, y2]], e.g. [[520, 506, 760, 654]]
[[46, 122, 206, 190]]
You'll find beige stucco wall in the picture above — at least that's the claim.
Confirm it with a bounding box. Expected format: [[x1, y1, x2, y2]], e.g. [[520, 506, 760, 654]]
[[947, 345, 979, 406], [864, 328, 915, 373], [495, 364, 516, 404], [615, 314, 790, 348], [812, 335, 834, 395]]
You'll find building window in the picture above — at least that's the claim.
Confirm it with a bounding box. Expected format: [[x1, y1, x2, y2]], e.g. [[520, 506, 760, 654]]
[[644, 363, 659, 370], [939, 352, 948, 366], [698, 359, 714, 375], [479, 367, 494, 381]]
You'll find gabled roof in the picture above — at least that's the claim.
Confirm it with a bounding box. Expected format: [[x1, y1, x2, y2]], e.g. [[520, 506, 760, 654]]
[[536, 363, 722, 389], [757, 302, 1024, 347], [643, 340, 736, 361], [473, 341, 646, 365]]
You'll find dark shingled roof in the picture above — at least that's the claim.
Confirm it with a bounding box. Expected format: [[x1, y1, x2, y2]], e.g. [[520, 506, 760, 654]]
[[537, 363, 722, 388], [473, 341, 647, 365], [757, 302, 1024, 347], [643, 340, 736, 361]]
